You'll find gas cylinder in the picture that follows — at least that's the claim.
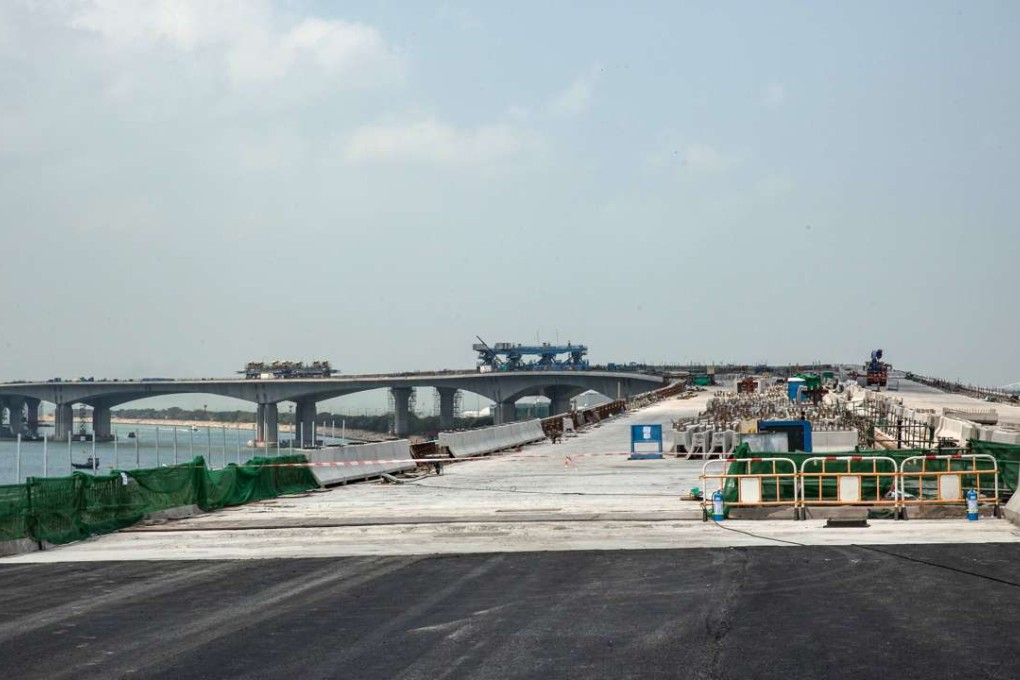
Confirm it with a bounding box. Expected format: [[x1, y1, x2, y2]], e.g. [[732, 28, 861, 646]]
[[712, 489, 725, 522], [966, 488, 979, 521]]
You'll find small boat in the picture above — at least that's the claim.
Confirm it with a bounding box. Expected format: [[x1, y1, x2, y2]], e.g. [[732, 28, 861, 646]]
[[127, 431, 136, 439], [190, 425, 200, 432], [71, 456, 99, 470]]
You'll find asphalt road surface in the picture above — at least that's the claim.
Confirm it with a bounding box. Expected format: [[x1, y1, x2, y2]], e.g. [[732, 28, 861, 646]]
[[3, 544, 1020, 679]]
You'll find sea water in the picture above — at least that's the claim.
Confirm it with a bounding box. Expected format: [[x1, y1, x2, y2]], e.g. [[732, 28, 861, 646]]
[[0, 423, 348, 485]]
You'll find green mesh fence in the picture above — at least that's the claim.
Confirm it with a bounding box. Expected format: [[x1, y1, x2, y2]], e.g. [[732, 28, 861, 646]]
[[200, 456, 318, 510], [1, 455, 316, 546], [0, 484, 30, 542], [968, 440, 1020, 493]]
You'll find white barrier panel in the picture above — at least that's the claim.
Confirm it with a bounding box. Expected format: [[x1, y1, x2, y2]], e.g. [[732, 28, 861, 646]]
[[308, 440, 415, 487], [812, 430, 859, 453], [991, 429, 1020, 445], [935, 417, 978, 444], [438, 419, 546, 458]]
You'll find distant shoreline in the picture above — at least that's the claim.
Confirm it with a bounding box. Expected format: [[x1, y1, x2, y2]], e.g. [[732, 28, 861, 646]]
[[36, 416, 391, 442]]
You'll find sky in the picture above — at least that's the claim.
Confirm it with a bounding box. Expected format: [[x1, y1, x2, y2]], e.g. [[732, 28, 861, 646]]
[[1, 0, 1018, 409]]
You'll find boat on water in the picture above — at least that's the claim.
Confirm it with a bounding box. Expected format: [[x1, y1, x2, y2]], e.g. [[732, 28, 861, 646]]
[[71, 456, 99, 470]]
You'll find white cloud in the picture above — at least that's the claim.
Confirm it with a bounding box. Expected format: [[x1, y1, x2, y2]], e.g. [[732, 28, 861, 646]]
[[345, 119, 535, 166], [763, 83, 786, 109], [683, 143, 741, 172], [67, 0, 401, 87], [548, 65, 602, 118]]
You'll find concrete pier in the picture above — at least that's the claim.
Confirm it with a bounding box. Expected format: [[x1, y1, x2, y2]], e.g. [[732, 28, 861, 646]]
[[256, 402, 279, 445], [495, 400, 517, 425], [53, 403, 74, 441], [24, 398, 39, 437], [544, 386, 573, 417], [437, 387, 457, 430], [391, 387, 412, 437], [92, 404, 113, 441], [293, 398, 317, 446], [0, 399, 11, 437]]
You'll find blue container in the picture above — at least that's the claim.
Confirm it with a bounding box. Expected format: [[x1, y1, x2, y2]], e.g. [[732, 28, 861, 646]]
[[759, 420, 813, 452], [787, 378, 805, 402]]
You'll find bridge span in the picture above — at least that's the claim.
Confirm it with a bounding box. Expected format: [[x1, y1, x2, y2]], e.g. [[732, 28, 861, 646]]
[[0, 371, 666, 442]]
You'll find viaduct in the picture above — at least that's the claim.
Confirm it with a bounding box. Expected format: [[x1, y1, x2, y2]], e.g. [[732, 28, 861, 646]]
[[0, 371, 665, 443]]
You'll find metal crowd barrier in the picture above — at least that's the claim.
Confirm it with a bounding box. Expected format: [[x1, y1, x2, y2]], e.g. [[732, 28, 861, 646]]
[[798, 455, 899, 519], [700, 453, 1002, 520], [899, 453, 1000, 517], [700, 457, 798, 520]]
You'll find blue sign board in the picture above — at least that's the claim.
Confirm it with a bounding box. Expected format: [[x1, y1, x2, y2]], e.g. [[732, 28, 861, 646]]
[[630, 424, 663, 453]]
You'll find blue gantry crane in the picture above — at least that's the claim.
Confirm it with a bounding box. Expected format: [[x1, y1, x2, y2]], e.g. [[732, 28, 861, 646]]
[[473, 336, 589, 372]]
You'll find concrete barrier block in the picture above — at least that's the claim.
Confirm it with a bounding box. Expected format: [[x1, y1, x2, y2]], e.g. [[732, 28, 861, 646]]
[[309, 440, 414, 486], [990, 429, 1020, 445], [439, 419, 546, 458]]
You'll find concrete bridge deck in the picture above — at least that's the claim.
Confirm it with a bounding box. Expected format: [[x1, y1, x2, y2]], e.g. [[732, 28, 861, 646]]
[[0, 369, 664, 441], [6, 390, 1019, 563]]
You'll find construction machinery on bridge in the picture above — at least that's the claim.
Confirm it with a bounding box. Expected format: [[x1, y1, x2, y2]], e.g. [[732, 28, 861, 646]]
[[865, 349, 889, 387], [473, 337, 589, 372], [241, 361, 336, 379]]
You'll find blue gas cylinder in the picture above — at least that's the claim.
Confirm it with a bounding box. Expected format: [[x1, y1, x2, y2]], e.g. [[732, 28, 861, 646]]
[[966, 489, 979, 521], [712, 489, 725, 522]]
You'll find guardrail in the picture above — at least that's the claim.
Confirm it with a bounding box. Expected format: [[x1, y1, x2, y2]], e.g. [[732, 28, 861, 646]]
[[701, 453, 1002, 520]]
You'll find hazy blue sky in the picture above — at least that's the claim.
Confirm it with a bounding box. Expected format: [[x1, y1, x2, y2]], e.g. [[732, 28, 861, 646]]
[[1, 1, 1018, 402]]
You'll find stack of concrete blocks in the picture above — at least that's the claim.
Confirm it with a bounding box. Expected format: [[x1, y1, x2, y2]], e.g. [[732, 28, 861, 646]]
[[307, 440, 416, 487], [438, 419, 546, 458], [709, 431, 737, 455], [674, 427, 692, 454], [662, 428, 675, 452]]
